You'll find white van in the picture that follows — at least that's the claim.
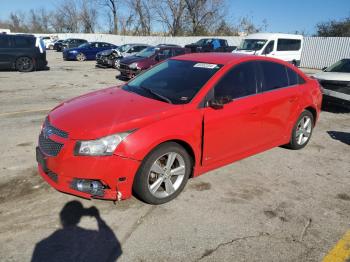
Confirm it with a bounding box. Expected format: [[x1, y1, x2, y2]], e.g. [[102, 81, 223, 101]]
[[233, 33, 303, 66]]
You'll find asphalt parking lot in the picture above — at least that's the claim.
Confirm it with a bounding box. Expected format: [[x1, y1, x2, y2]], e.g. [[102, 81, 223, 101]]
[[0, 51, 349, 262]]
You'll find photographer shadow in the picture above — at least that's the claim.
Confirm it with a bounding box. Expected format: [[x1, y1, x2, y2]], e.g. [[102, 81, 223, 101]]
[[31, 201, 122, 262]]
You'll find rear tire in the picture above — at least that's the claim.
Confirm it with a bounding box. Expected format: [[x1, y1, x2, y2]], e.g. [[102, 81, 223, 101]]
[[16, 57, 34, 72], [133, 142, 192, 205], [287, 110, 314, 150]]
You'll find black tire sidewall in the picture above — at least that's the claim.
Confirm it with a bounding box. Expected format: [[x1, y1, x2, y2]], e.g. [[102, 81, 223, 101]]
[[133, 142, 192, 205], [16, 57, 34, 72], [289, 110, 314, 150]]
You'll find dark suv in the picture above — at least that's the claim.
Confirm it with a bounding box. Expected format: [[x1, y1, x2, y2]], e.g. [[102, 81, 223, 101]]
[[61, 38, 88, 51], [0, 34, 48, 72]]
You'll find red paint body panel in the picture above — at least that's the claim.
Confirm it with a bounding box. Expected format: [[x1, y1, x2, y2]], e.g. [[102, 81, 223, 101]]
[[37, 53, 322, 201]]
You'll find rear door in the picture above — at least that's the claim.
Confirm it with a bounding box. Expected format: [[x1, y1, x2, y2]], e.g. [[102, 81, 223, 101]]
[[203, 61, 265, 165], [0, 35, 12, 69], [257, 61, 302, 146]]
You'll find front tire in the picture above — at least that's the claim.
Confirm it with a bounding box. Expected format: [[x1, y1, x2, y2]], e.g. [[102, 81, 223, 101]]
[[287, 110, 314, 150], [133, 142, 192, 204], [16, 57, 34, 72], [76, 53, 86, 61]]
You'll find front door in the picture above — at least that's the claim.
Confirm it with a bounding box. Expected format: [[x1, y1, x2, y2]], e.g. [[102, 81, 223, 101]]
[[202, 61, 264, 166]]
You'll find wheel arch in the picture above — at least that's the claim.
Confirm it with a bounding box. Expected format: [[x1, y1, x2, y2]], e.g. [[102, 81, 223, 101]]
[[304, 106, 317, 125]]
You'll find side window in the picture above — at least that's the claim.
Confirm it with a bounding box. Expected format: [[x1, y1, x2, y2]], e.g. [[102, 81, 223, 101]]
[[286, 67, 306, 86], [0, 36, 10, 48], [214, 62, 257, 100], [13, 37, 33, 48], [263, 41, 274, 54], [173, 48, 185, 56], [127, 48, 134, 53], [277, 39, 301, 51], [158, 49, 172, 60], [260, 61, 289, 91], [134, 46, 145, 52]]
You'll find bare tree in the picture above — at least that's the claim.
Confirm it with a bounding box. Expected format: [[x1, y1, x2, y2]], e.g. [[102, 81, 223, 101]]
[[54, 0, 80, 32], [8, 11, 28, 32], [184, 0, 223, 35], [128, 0, 152, 35], [237, 16, 268, 34], [152, 0, 186, 36], [80, 0, 98, 33], [99, 0, 118, 34]]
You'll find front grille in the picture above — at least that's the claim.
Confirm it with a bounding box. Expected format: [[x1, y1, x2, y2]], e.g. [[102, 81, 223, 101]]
[[44, 119, 68, 138], [39, 132, 64, 156], [119, 63, 129, 70]]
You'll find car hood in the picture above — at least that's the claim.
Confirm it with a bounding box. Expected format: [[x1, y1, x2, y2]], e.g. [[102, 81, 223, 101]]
[[48, 87, 181, 140], [313, 72, 350, 81], [120, 55, 147, 65]]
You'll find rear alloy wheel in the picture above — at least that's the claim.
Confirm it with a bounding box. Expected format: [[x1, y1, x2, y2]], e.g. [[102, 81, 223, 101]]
[[16, 57, 34, 72], [76, 53, 86, 61], [133, 142, 192, 204], [287, 110, 314, 150]]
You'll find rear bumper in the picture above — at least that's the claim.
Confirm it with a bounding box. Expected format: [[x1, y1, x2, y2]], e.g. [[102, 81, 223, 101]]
[[36, 146, 141, 200]]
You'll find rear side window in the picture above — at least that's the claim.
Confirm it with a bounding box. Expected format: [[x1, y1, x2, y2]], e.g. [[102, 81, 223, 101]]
[[13, 37, 34, 48], [286, 67, 305, 85], [0, 36, 10, 48], [260, 61, 289, 91], [277, 39, 301, 51], [133, 46, 145, 52], [214, 62, 257, 100]]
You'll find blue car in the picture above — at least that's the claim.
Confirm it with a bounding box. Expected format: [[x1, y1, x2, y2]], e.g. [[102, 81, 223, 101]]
[[63, 42, 117, 61]]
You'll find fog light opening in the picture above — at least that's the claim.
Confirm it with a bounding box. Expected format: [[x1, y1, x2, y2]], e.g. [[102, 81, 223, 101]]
[[72, 179, 105, 197]]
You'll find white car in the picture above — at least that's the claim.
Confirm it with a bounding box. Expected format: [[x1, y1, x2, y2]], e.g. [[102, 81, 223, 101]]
[[233, 33, 303, 66], [41, 36, 56, 50], [314, 59, 350, 109]]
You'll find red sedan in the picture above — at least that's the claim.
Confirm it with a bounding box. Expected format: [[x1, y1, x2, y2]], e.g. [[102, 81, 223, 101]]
[[36, 53, 322, 204]]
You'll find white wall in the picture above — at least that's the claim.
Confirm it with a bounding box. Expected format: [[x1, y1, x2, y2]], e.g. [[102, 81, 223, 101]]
[[35, 33, 350, 69], [34, 33, 243, 47]]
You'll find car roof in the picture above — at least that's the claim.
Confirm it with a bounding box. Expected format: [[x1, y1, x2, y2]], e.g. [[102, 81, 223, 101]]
[[173, 53, 248, 65]]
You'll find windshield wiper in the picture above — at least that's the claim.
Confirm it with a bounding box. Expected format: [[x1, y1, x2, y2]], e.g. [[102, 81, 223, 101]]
[[139, 85, 172, 104]]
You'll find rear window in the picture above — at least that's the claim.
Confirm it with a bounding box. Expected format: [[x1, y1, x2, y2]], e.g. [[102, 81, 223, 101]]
[[277, 39, 301, 51], [14, 37, 34, 48]]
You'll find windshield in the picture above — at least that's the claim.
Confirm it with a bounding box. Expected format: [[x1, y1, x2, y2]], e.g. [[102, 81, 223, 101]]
[[122, 59, 223, 104], [325, 59, 350, 73], [135, 47, 156, 58], [78, 43, 90, 48], [118, 44, 130, 52], [238, 39, 267, 51], [195, 39, 211, 45]]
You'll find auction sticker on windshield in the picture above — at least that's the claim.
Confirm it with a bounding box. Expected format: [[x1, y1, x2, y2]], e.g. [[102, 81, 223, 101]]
[[193, 63, 218, 69]]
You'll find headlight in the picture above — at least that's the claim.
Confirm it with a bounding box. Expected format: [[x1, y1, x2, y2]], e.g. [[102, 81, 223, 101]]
[[129, 62, 139, 69], [75, 131, 133, 156], [69, 50, 78, 53]]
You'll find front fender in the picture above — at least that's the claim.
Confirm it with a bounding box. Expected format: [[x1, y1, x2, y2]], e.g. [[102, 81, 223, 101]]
[[115, 110, 203, 166]]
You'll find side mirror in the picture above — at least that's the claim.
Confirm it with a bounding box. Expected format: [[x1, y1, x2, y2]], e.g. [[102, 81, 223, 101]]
[[322, 67, 327, 71], [207, 96, 232, 109]]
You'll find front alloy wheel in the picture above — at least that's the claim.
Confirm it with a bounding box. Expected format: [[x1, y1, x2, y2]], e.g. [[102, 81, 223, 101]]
[[133, 142, 192, 204], [76, 53, 86, 61]]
